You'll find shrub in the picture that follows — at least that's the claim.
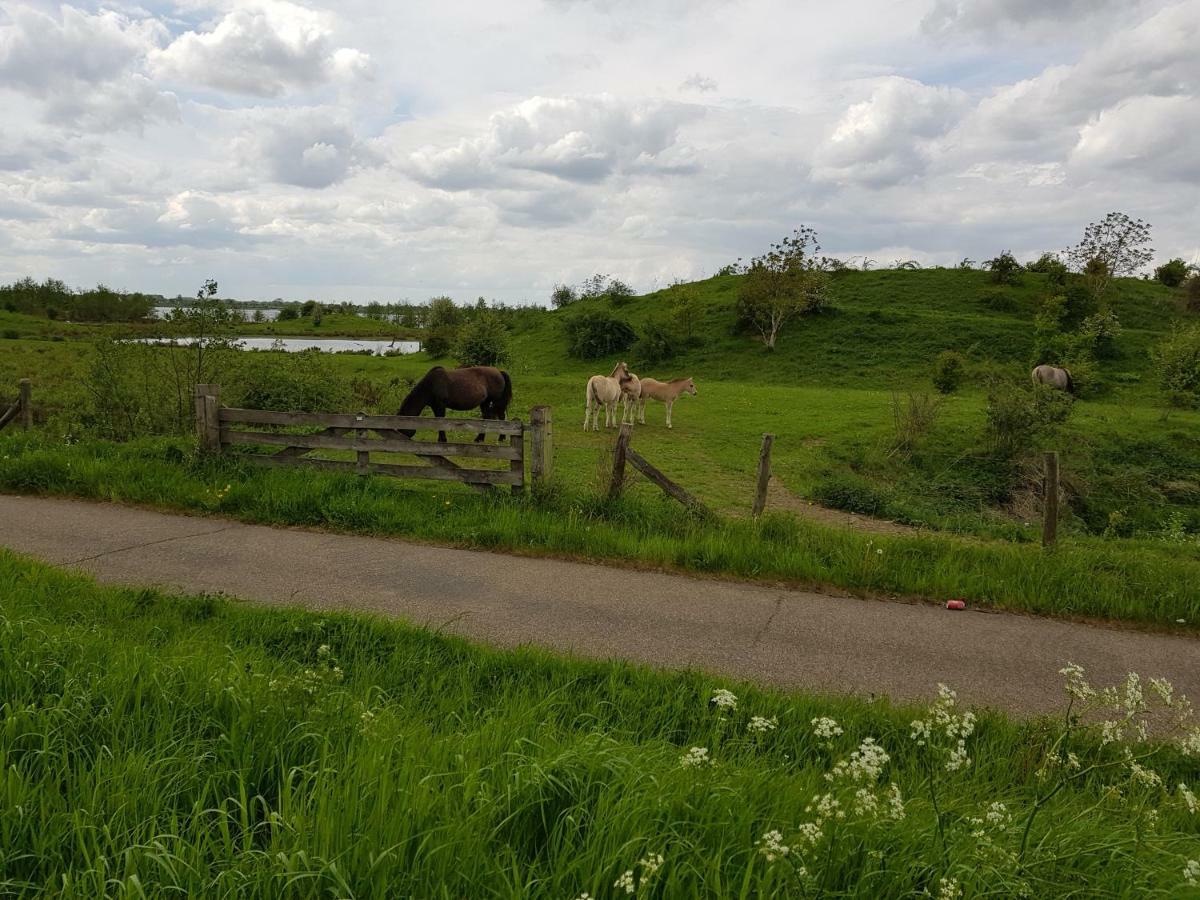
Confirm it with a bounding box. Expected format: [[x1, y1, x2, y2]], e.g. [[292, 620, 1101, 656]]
[[277, 307, 299, 321], [812, 476, 890, 517], [1154, 258, 1190, 288], [1184, 275, 1200, 313], [984, 380, 1074, 460], [564, 311, 637, 359], [635, 320, 680, 364], [979, 287, 1018, 313], [453, 311, 511, 367], [931, 351, 966, 394], [550, 284, 577, 308], [889, 391, 942, 458], [985, 252, 1023, 285], [423, 327, 457, 359], [230, 351, 351, 413], [1151, 325, 1200, 406], [1077, 309, 1121, 359], [1026, 253, 1068, 285]]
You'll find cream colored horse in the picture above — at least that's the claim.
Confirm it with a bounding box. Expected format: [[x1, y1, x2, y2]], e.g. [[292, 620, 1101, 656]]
[[1031, 365, 1074, 394], [638, 377, 697, 428], [621, 372, 644, 425], [584, 361, 631, 431]]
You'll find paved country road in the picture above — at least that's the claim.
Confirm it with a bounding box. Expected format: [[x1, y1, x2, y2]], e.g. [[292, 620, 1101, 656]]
[[1, 493, 1196, 717]]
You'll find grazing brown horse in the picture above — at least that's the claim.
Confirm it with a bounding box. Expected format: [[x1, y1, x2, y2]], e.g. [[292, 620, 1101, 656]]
[[398, 365, 512, 442]]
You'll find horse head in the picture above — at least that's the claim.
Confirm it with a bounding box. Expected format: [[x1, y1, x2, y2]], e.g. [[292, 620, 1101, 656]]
[[683, 377, 697, 396]]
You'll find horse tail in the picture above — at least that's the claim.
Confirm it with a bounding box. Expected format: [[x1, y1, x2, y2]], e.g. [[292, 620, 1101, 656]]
[[1065, 369, 1075, 394], [500, 370, 512, 409], [586, 377, 596, 409]]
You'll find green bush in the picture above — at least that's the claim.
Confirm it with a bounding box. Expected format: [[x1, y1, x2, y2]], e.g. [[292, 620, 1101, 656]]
[[931, 351, 966, 394], [564, 311, 637, 359], [984, 251, 1022, 285], [984, 380, 1074, 460], [1151, 325, 1200, 406], [1155, 258, 1191, 288], [229, 350, 351, 412], [1185, 275, 1200, 313], [423, 326, 457, 359], [453, 311, 511, 367], [277, 307, 299, 321], [1026, 253, 1068, 285], [812, 476, 890, 517], [635, 320, 681, 364]]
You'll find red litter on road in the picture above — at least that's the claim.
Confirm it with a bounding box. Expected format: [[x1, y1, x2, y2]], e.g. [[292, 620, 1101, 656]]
[[945, 599, 967, 610]]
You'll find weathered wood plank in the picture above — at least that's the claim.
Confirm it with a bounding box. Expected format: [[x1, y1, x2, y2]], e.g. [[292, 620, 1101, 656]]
[[752, 433, 774, 518], [0, 402, 18, 431], [608, 423, 631, 500], [220, 428, 522, 459], [203, 389, 221, 453], [509, 427, 524, 495], [530, 406, 552, 486], [18, 379, 31, 430], [626, 447, 714, 519], [218, 407, 522, 435], [243, 454, 522, 484], [271, 426, 353, 459]]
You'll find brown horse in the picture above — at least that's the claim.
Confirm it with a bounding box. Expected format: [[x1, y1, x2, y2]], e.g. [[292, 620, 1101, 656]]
[[398, 365, 512, 442]]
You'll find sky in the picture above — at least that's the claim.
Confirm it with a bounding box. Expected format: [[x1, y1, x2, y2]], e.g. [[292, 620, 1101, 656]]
[[0, 0, 1197, 304]]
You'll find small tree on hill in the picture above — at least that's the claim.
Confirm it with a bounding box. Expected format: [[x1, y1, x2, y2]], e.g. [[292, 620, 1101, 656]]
[[1065, 212, 1154, 301], [453, 311, 511, 367], [564, 311, 637, 359], [1155, 258, 1192, 288], [670, 281, 702, 341], [735, 226, 829, 350], [550, 283, 577, 308], [985, 251, 1023, 285]]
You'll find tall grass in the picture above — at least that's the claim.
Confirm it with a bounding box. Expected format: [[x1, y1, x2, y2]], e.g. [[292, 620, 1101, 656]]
[[1, 432, 1199, 628], [1, 552, 1198, 898]]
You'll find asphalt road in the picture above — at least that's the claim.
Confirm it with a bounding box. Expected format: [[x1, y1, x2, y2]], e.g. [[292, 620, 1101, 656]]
[[1, 493, 1196, 716]]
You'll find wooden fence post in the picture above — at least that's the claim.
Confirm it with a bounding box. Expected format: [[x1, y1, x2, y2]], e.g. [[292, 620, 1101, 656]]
[[194, 383, 213, 444], [355, 412, 369, 475], [752, 433, 774, 518], [194, 383, 221, 453], [609, 422, 632, 500], [530, 406, 552, 487], [18, 379, 31, 430], [1042, 450, 1059, 548]]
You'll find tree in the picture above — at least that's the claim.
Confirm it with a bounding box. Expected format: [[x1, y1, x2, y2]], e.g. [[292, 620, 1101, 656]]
[[735, 226, 830, 350], [1065, 212, 1154, 300], [453, 311, 511, 367], [670, 281, 702, 340], [564, 311, 637, 359], [550, 283, 577, 308], [984, 251, 1023, 285], [1155, 258, 1192, 288]]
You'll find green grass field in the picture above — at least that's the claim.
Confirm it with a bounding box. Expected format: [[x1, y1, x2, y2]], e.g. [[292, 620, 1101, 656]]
[[3, 550, 1199, 898]]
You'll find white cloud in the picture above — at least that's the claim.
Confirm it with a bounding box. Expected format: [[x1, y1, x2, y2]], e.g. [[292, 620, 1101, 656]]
[[922, 0, 1143, 36], [814, 77, 968, 186], [151, 0, 373, 97], [1070, 95, 1200, 183], [680, 74, 718, 93], [234, 107, 374, 188]]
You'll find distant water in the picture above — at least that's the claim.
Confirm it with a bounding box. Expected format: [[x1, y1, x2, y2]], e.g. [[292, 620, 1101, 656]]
[[135, 336, 421, 356], [153, 307, 282, 321]]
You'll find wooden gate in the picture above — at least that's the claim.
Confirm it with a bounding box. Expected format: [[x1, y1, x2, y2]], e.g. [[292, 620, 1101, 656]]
[[195, 384, 551, 493]]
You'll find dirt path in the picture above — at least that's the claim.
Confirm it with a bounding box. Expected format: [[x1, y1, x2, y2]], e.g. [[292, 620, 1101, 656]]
[[764, 478, 917, 535], [1, 493, 1196, 717]]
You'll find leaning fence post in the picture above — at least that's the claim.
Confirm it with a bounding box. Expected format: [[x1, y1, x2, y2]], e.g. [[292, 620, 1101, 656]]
[[18, 378, 31, 430], [609, 422, 632, 500], [530, 406, 552, 487], [752, 433, 775, 518], [194, 383, 221, 453], [194, 383, 213, 445], [1042, 450, 1059, 548]]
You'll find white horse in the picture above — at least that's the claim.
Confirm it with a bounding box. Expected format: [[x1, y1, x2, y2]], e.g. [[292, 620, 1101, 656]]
[[1031, 365, 1074, 394], [638, 377, 697, 428], [621, 372, 644, 425], [584, 361, 631, 431]]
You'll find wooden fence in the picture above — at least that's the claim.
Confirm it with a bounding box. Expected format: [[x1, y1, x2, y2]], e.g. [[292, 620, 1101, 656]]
[[194, 384, 551, 493], [0, 379, 31, 432]]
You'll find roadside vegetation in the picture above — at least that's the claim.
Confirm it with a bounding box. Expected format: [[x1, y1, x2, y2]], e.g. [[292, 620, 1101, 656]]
[[2, 550, 1199, 898]]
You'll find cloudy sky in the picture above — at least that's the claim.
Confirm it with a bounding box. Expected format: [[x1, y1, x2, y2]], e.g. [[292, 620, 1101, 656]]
[[0, 0, 1197, 303]]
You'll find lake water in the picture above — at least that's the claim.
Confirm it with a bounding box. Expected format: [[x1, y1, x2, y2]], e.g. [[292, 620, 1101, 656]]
[[135, 336, 421, 356], [153, 306, 283, 321]]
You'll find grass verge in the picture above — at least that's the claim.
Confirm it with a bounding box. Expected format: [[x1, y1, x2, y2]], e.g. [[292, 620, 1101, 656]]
[[2, 550, 1199, 897], [1, 432, 1199, 629]]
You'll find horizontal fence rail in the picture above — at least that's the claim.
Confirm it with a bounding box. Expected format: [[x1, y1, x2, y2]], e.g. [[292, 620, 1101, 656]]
[[195, 384, 550, 494]]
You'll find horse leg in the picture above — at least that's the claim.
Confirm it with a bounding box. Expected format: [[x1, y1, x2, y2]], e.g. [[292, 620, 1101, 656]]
[[475, 401, 493, 443], [666, 400, 673, 428], [638, 397, 645, 425], [432, 401, 448, 443], [492, 397, 508, 444]]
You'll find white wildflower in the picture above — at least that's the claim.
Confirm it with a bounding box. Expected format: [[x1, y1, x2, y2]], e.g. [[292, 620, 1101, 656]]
[[574, 894, 593, 900], [710, 688, 738, 711], [1182, 728, 1200, 756], [748, 716, 778, 734], [1060, 662, 1096, 701], [757, 830, 792, 863], [681, 746, 711, 768], [946, 740, 971, 773], [795, 822, 823, 847], [1123, 672, 1146, 715], [910, 719, 932, 746], [854, 787, 879, 817], [1129, 761, 1163, 789], [614, 869, 635, 894], [317, 644, 331, 658], [639, 853, 664, 878], [1185, 858, 1200, 887], [886, 783, 906, 821], [829, 737, 891, 783], [937, 876, 962, 900], [1101, 720, 1124, 746], [812, 717, 844, 740], [1150, 677, 1175, 706], [807, 792, 844, 822], [985, 801, 1011, 828], [1179, 783, 1197, 814]]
